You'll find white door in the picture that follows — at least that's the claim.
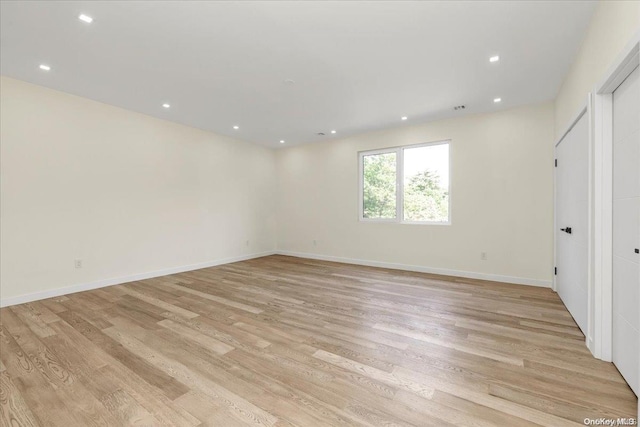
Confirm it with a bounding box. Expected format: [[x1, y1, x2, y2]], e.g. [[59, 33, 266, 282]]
[[612, 65, 639, 396], [555, 112, 589, 334]]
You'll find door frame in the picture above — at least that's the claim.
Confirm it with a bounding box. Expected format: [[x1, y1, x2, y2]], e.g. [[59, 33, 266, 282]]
[[592, 30, 640, 362], [553, 100, 591, 349]]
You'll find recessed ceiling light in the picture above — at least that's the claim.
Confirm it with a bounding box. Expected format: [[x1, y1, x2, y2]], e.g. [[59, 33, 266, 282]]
[[331, 130, 336, 134], [233, 125, 239, 130], [280, 140, 285, 144], [493, 98, 502, 103], [39, 64, 51, 71], [162, 103, 170, 108], [489, 55, 500, 63], [78, 14, 93, 24], [401, 116, 408, 121]]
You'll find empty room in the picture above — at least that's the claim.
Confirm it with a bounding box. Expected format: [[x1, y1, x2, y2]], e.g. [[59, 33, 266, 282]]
[[1, 0, 639, 426]]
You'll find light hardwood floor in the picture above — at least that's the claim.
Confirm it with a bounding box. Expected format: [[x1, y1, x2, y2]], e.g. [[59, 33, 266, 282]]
[[1, 255, 637, 426]]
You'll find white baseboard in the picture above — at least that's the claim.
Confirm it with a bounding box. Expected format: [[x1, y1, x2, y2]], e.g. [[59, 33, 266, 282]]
[[587, 335, 595, 357], [1, 249, 551, 308], [0, 251, 276, 308], [276, 250, 552, 288]]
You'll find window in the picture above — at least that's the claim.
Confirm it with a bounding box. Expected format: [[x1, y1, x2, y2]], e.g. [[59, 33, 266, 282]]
[[359, 141, 450, 224]]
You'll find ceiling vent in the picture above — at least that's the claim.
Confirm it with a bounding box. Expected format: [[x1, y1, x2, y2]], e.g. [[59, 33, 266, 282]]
[[454, 105, 466, 111]]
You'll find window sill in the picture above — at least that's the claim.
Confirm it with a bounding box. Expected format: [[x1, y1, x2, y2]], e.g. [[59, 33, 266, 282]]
[[359, 218, 451, 225]]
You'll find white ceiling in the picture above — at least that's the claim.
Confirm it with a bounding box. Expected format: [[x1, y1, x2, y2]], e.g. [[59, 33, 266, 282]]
[[1, 1, 596, 147]]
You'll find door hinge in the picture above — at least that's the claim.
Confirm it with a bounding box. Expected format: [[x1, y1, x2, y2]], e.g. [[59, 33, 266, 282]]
[[554, 267, 557, 275], [554, 159, 557, 167]]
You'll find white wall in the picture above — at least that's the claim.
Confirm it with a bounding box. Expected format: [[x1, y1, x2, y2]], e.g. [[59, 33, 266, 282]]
[[12, 0, 632, 303], [276, 102, 555, 286], [0, 76, 277, 304], [555, 0, 640, 138]]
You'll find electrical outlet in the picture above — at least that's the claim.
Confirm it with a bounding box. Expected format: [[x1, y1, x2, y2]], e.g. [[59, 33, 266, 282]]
[[245, 240, 249, 247], [313, 239, 317, 246], [481, 252, 487, 261], [74, 259, 83, 269]]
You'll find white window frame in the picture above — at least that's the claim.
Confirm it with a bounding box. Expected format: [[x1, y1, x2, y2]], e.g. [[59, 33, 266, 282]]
[[358, 139, 451, 225]]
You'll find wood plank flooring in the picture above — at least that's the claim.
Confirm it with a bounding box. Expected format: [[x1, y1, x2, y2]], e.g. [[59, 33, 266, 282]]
[[1, 255, 637, 426]]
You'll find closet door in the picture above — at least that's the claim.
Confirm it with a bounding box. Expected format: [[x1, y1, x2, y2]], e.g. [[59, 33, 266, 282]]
[[555, 112, 589, 334], [612, 65, 639, 395]]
